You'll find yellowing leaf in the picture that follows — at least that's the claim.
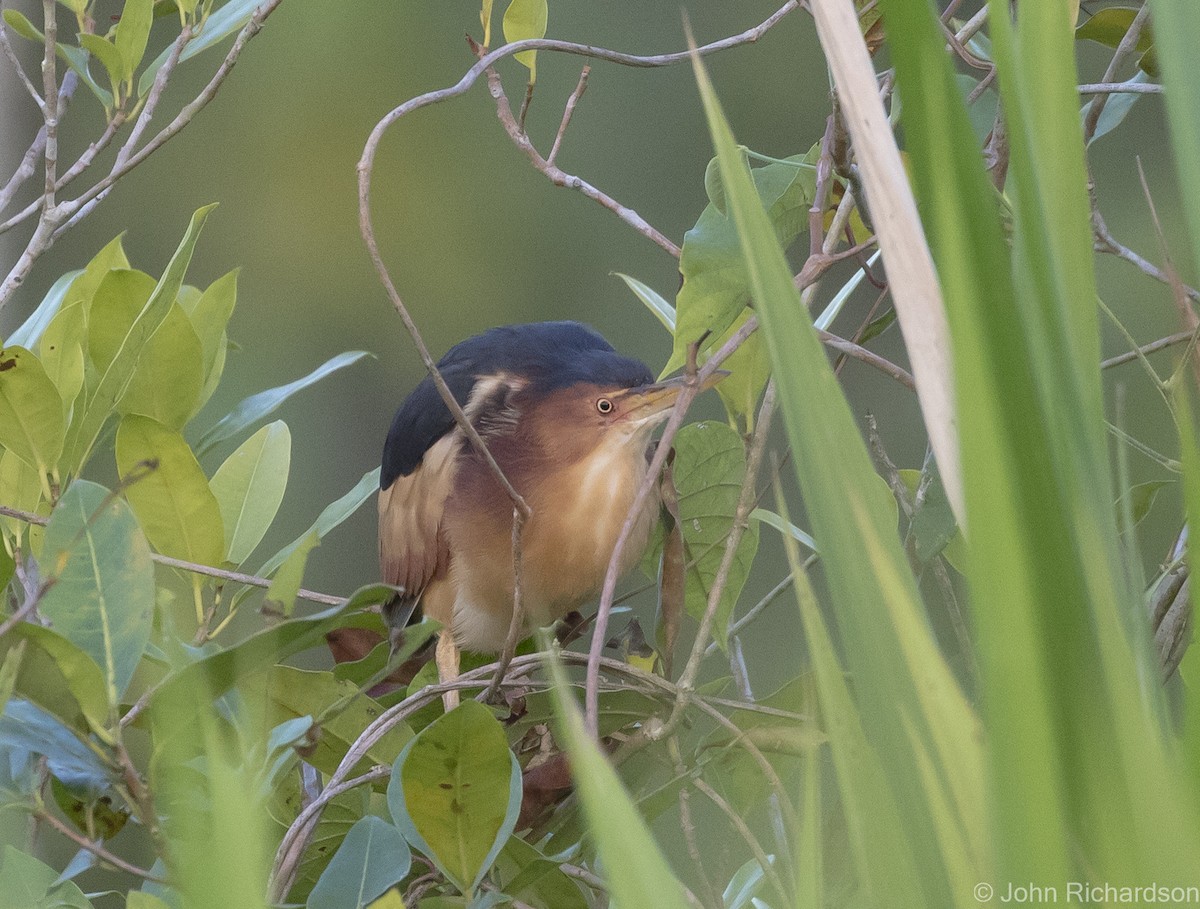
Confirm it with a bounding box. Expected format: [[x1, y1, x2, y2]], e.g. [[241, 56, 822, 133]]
[[503, 0, 547, 81]]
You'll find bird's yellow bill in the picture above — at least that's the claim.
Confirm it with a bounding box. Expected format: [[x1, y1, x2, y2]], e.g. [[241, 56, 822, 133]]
[[617, 370, 728, 423]]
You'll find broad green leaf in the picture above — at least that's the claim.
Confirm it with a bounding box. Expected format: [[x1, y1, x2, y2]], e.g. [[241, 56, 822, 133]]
[[492, 837, 587, 909], [0, 846, 92, 909], [0, 700, 109, 792], [262, 531, 318, 620], [186, 268, 238, 383], [665, 154, 815, 376], [1076, 7, 1154, 57], [389, 700, 521, 895], [126, 894, 171, 909], [150, 602, 366, 710], [254, 666, 412, 779], [693, 42, 985, 901], [137, 0, 266, 96], [67, 205, 215, 469], [502, 0, 547, 79], [544, 649, 691, 909], [78, 34, 124, 97], [210, 421, 291, 564], [306, 816, 411, 909], [268, 774, 367, 905], [255, 467, 380, 579], [89, 269, 206, 429], [115, 414, 225, 566], [365, 892, 405, 909], [0, 450, 47, 544], [38, 480, 154, 705], [1082, 71, 1152, 145], [711, 309, 770, 425], [1, 9, 41, 41], [750, 507, 817, 552], [0, 624, 111, 741], [197, 351, 370, 454], [57, 42, 114, 107], [0, 544, 12, 595], [1117, 479, 1171, 529], [7, 269, 82, 349], [114, 0, 154, 85], [39, 312, 85, 416], [0, 346, 65, 479], [644, 421, 758, 650]]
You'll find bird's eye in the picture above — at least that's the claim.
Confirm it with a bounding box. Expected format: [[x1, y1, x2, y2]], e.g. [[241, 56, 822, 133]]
[[596, 397, 614, 415]]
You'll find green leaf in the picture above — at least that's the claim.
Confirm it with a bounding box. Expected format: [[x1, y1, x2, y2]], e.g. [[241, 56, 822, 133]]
[[0, 846, 93, 909], [0, 700, 109, 792], [262, 531, 317, 620], [38, 480, 154, 704], [388, 701, 521, 895], [480, 0, 494, 46], [307, 816, 411, 909], [56, 43, 114, 108], [0, 624, 112, 741], [7, 269, 83, 349], [126, 894, 171, 909], [645, 421, 758, 651], [78, 34, 125, 97], [614, 273, 675, 332], [39, 312, 85, 417], [210, 421, 291, 564], [115, 414, 225, 566], [89, 269, 206, 429], [665, 154, 815, 376], [544, 648, 691, 909], [255, 467, 379, 579], [138, 0, 263, 96], [150, 602, 363, 710], [0, 450, 46, 544], [693, 39, 985, 900], [711, 309, 771, 425], [256, 666, 413, 779], [1076, 7, 1154, 57], [68, 205, 216, 469], [0, 346, 65, 479], [114, 0, 154, 86], [502, 0, 547, 80], [1, 9, 41, 42], [1117, 479, 1171, 529], [197, 351, 370, 454], [186, 268, 238, 387], [493, 837, 587, 909]]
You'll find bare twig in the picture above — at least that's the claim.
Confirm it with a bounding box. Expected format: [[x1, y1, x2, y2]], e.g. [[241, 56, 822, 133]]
[[481, 505, 527, 702], [472, 36, 678, 257], [584, 316, 758, 736], [114, 26, 194, 172], [547, 65, 590, 166], [0, 21, 44, 108], [692, 777, 790, 906], [1101, 331, 1197, 370], [0, 1, 285, 313], [0, 503, 344, 607], [40, 0, 58, 208], [1082, 3, 1152, 144], [1078, 81, 1162, 95], [817, 328, 916, 390], [34, 808, 165, 882]]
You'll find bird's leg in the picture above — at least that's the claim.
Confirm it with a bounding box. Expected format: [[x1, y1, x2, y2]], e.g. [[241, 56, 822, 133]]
[[435, 631, 461, 711]]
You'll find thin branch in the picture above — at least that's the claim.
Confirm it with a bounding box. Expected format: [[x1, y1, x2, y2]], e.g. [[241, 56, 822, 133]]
[[584, 316, 758, 736], [1078, 81, 1162, 95], [40, 0, 58, 208], [34, 808, 165, 882], [472, 36, 678, 257], [0, 503, 344, 606], [481, 505, 527, 702], [659, 380, 777, 740], [1101, 331, 1197, 370], [817, 328, 915, 390], [114, 25, 194, 172], [547, 65, 590, 167], [1082, 3, 1151, 144], [692, 777, 790, 906], [0, 21, 44, 109]]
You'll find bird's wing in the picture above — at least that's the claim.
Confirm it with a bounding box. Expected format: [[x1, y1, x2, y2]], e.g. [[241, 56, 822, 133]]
[[378, 432, 459, 607]]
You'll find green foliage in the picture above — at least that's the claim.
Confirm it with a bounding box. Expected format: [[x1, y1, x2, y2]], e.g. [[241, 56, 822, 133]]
[[307, 816, 411, 909], [389, 701, 521, 896], [502, 0, 548, 80]]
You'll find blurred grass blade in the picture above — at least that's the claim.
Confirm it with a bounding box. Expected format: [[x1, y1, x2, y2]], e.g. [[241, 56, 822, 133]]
[[544, 644, 692, 909], [690, 37, 984, 904]]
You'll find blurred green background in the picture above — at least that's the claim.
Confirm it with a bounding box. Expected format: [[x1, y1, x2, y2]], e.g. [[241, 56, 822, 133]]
[[0, 0, 1189, 694]]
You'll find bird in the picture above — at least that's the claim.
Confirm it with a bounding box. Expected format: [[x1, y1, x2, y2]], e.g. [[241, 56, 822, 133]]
[[378, 321, 719, 708]]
